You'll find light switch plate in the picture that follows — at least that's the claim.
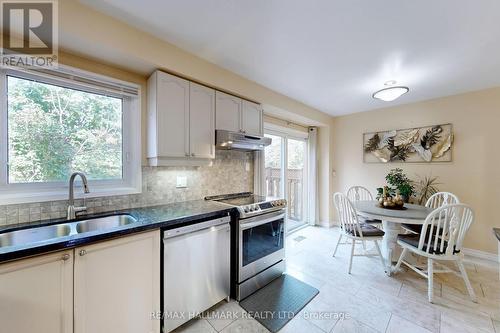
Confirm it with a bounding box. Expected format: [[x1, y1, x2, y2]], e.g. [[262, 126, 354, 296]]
[[176, 176, 187, 188]]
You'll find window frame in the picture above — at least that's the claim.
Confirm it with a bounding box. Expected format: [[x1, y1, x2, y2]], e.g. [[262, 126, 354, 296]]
[[0, 66, 142, 205]]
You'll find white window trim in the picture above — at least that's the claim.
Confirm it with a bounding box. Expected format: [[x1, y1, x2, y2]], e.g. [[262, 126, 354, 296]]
[[0, 65, 142, 205], [264, 122, 309, 140]]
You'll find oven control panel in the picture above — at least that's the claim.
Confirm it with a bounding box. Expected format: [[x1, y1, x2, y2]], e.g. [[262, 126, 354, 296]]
[[242, 204, 261, 213], [269, 199, 287, 208], [239, 199, 287, 217]]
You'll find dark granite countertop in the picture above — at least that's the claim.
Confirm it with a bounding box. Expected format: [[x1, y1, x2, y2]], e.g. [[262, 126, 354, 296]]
[[0, 200, 235, 263], [494, 228, 500, 242]]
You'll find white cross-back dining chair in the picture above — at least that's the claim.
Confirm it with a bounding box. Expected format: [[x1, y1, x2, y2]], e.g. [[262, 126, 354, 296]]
[[426, 192, 460, 209], [395, 203, 477, 303], [402, 192, 459, 234], [333, 192, 386, 274], [347, 186, 383, 226], [347, 186, 374, 201]]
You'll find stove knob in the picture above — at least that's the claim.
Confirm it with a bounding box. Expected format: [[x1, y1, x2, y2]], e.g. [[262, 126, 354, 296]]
[[253, 204, 260, 211], [244, 206, 250, 213]]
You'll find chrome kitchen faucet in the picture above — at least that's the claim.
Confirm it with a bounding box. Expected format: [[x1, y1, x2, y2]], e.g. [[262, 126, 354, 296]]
[[67, 172, 90, 220]]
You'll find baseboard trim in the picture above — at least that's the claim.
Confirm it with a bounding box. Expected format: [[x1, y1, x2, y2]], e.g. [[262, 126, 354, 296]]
[[318, 220, 336, 228], [463, 248, 498, 263]]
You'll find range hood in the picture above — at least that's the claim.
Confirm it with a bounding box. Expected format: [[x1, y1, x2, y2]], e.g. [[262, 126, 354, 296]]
[[216, 130, 271, 151]]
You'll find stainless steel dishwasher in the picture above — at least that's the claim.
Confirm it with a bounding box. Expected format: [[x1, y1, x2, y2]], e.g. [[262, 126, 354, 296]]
[[163, 215, 231, 333]]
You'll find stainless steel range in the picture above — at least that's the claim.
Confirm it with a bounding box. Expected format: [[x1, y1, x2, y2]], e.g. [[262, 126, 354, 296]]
[[205, 192, 287, 300]]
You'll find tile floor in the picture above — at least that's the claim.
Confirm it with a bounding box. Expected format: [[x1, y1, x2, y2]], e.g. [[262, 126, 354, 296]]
[[172, 226, 500, 333]]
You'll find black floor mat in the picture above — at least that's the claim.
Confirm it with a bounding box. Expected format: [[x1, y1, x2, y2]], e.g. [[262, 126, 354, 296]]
[[239, 274, 319, 332]]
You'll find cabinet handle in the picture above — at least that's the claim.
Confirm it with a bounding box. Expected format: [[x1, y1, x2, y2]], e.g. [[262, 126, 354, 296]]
[[79, 249, 87, 256], [61, 254, 71, 261], [185, 153, 189, 157], [191, 153, 195, 157]]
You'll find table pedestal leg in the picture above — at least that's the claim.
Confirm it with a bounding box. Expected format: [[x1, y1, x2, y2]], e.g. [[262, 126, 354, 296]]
[[381, 220, 403, 275]]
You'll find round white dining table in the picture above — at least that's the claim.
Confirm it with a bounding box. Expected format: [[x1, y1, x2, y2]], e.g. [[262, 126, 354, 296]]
[[353, 200, 434, 275]]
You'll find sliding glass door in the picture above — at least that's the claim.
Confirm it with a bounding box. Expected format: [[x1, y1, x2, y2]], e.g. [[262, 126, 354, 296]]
[[287, 138, 307, 230], [264, 131, 308, 233], [264, 134, 283, 198]]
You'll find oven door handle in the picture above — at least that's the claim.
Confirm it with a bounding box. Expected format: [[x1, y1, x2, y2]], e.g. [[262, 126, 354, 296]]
[[240, 213, 285, 230]]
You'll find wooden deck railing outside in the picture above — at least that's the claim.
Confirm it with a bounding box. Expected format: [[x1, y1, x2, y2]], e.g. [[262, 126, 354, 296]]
[[265, 167, 303, 221]]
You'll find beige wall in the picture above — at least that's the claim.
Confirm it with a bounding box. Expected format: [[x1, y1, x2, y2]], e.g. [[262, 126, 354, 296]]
[[332, 87, 500, 253], [55, 0, 336, 223]]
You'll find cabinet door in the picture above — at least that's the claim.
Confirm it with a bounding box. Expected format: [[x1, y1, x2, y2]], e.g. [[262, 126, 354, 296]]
[[190, 83, 215, 159], [156, 72, 190, 158], [241, 100, 263, 136], [216, 91, 241, 132], [0, 251, 73, 333], [74, 230, 161, 333]]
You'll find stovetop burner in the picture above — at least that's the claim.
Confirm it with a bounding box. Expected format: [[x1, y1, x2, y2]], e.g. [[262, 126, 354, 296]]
[[205, 192, 286, 218], [205, 192, 273, 205]]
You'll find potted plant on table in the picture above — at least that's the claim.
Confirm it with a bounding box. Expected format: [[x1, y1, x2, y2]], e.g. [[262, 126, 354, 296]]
[[385, 168, 414, 203]]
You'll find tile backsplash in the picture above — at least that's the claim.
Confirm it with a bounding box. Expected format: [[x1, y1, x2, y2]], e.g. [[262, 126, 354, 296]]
[[0, 151, 253, 226]]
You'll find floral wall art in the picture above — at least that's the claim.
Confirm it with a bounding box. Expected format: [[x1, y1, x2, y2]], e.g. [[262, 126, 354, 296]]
[[363, 124, 453, 163]]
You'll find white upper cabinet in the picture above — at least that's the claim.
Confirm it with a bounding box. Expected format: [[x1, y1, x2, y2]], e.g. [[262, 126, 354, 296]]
[[216, 91, 263, 136], [148, 70, 264, 166], [0, 250, 74, 333], [215, 91, 242, 133], [150, 71, 190, 159], [242, 100, 263, 136], [148, 71, 215, 166], [190, 82, 215, 159]]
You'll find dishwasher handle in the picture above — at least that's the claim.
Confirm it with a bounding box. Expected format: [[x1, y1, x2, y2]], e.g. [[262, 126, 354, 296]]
[[163, 216, 230, 240]]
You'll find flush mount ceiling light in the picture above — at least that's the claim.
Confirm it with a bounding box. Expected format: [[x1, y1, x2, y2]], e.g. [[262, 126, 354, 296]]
[[372, 86, 409, 102]]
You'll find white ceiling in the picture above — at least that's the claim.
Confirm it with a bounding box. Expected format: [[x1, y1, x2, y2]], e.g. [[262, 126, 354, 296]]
[[82, 0, 500, 116]]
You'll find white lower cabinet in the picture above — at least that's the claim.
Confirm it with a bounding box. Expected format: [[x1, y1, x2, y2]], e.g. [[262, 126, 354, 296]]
[[0, 230, 161, 333], [74, 230, 161, 333], [0, 250, 74, 333]]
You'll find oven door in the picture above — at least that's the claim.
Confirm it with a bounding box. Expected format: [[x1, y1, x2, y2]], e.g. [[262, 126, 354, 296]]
[[238, 210, 285, 282]]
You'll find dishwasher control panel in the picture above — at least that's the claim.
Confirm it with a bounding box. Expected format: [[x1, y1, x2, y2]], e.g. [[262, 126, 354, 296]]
[[163, 215, 230, 239]]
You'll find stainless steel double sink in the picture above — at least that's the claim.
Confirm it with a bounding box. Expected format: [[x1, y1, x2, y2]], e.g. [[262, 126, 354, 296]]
[[0, 214, 137, 248]]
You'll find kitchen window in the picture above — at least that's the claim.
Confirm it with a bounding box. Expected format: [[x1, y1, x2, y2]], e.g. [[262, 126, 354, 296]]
[[0, 66, 141, 204]]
